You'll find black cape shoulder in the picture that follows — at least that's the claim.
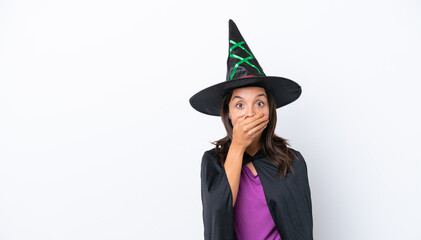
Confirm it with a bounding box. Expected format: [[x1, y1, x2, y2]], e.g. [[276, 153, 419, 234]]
[[200, 147, 313, 240]]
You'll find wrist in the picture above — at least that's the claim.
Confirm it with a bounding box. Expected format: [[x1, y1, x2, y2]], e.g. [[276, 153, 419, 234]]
[[230, 141, 246, 152]]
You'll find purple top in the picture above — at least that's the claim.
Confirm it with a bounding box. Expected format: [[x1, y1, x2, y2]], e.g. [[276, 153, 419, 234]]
[[234, 164, 281, 240]]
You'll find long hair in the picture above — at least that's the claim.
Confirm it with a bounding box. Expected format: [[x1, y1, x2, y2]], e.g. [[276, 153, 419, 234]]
[[210, 86, 299, 179]]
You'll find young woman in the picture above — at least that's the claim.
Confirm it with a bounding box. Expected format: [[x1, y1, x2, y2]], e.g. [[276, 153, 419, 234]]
[[189, 20, 313, 240]]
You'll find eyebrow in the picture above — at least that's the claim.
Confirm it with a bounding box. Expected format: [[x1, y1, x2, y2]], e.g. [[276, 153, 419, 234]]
[[232, 93, 267, 100]]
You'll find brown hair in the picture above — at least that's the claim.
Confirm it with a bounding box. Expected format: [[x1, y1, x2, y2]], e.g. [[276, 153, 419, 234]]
[[210, 86, 299, 179]]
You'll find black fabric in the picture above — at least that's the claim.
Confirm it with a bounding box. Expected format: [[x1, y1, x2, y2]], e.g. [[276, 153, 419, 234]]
[[189, 75, 301, 117], [200, 147, 313, 240], [226, 19, 266, 81]]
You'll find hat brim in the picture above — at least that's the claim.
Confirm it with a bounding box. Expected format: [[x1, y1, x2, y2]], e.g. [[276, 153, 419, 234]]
[[189, 76, 302, 116]]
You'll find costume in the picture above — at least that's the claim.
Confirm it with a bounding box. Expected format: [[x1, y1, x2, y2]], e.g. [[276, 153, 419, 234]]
[[201, 147, 313, 240], [234, 157, 281, 239], [189, 19, 313, 240]]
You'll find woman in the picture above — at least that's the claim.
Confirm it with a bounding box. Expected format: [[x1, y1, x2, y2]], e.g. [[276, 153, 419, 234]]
[[189, 20, 313, 240]]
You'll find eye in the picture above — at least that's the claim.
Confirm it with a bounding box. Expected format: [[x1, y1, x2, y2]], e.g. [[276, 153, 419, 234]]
[[235, 103, 243, 108], [257, 101, 264, 107]]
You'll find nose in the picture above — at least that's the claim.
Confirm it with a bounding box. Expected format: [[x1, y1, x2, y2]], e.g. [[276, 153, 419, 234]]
[[246, 107, 255, 118]]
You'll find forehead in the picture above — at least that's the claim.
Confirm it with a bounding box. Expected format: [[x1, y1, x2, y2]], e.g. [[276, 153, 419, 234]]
[[230, 86, 266, 99]]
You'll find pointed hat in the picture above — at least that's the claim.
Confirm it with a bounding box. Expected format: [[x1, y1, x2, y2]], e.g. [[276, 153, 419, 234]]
[[189, 19, 301, 116]]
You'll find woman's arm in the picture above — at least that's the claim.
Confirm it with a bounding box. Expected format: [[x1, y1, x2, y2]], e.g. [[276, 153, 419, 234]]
[[224, 143, 246, 207]]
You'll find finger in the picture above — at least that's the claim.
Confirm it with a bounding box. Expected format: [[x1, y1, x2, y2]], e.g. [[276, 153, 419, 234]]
[[241, 112, 265, 126], [234, 115, 247, 127], [247, 118, 269, 136], [245, 114, 268, 130]]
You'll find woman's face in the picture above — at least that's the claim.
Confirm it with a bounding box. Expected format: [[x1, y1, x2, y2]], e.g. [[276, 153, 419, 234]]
[[228, 86, 270, 126]]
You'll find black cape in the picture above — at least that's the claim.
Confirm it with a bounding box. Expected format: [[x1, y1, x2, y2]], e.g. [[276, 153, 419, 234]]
[[200, 147, 313, 240]]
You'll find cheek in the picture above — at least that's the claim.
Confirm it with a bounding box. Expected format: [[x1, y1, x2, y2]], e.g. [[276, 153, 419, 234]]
[[230, 116, 237, 126], [263, 106, 270, 115], [229, 114, 241, 126], [229, 109, 241, 119]]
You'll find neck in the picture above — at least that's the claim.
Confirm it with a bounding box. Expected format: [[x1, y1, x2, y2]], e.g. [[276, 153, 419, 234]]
[[245, 138, 261, 156]]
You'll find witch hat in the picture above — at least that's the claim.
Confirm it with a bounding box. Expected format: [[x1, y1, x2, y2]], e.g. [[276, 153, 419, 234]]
[[189, 19, 301, 116]]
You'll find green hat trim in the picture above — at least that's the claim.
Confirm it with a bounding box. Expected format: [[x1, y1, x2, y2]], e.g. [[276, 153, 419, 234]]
[[229, 40, 263, 80]]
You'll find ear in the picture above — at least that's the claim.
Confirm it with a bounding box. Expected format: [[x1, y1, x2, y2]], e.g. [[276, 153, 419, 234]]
[[228, 113, 231, 119]]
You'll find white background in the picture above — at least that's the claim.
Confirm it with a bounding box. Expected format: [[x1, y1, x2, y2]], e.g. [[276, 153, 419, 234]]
[[1, 0, 420, 239]]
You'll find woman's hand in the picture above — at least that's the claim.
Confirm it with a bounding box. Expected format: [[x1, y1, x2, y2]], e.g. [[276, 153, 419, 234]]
[[231, 112, 269, 149]]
